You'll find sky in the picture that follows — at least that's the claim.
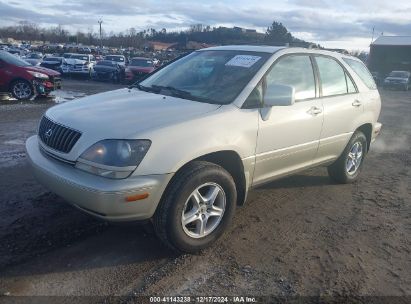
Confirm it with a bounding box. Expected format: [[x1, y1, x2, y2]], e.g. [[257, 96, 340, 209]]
[[0, 0, 410, 51]]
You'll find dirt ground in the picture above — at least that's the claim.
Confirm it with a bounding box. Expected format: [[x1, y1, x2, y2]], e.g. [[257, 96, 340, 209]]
[[0, 79, 410, 301]]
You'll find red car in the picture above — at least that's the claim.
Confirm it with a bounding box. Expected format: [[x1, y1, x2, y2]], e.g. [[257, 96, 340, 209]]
[[125, 57, 155, 83], [0, 51, 61, 100]]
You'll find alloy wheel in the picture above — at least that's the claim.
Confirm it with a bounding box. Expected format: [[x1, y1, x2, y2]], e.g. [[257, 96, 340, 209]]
[[181, 182, 226, 239], [12, 81, 32, 99], [346, 141, 363, 175]]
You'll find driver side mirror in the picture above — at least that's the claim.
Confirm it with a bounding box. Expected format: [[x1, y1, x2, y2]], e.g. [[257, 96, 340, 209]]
[[264, 84, 295, 107]]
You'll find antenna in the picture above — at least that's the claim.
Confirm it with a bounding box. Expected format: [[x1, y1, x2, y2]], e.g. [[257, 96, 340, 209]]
[[371, 26, 375, 45]]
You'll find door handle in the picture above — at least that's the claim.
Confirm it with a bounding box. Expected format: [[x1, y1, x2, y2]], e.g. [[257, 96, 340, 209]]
[[307, 106, 322, 116], [352, 100, 362, 107]]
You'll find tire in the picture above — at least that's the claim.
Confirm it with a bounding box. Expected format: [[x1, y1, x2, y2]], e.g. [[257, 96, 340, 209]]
[[153, 161, 237, 253], [10, 79, 34, 100], [327, 131, 368, 184]]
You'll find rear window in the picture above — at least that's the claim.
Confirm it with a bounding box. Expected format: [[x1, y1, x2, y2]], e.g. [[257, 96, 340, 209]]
[[343, 58, 377, 90]]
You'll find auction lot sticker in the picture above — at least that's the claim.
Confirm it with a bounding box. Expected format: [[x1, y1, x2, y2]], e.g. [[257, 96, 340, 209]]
[[225, 55, 261, 68]]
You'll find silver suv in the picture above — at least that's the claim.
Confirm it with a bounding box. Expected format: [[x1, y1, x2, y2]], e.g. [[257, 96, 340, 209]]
[[26, 46, 382, 253]]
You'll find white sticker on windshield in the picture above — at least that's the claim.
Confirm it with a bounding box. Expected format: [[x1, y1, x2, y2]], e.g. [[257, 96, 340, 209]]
[[225, 55, 261, 68]]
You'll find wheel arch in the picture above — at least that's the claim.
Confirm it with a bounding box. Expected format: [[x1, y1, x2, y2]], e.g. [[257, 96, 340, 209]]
[[8, 77, 33, 91], [356, 123, 372, 151], [165, 150, 248, 207]]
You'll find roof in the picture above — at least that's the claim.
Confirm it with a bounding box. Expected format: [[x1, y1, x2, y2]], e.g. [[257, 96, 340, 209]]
[[372, 36, 411, 46], [199, 45, 286, 53]]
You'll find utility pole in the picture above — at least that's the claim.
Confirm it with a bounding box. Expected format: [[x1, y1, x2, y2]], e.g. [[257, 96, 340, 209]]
[[98, 19, 103, 53]]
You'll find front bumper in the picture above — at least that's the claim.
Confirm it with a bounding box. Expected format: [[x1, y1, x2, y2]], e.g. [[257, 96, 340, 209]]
[[61, 66, 90, 75], [25, 135, 173, 222], [383, 82, 408, 89]]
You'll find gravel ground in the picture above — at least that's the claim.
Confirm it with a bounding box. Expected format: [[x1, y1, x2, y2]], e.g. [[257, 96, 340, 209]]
[[0, 80, 410, 300]]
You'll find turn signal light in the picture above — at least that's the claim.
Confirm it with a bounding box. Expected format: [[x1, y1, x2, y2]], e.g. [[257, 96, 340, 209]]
[[125, 192, 149, 202]]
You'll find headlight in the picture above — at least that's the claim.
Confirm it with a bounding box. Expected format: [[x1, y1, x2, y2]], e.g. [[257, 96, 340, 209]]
[[75, 139, 151, 179], [28, 71, 49, 79]]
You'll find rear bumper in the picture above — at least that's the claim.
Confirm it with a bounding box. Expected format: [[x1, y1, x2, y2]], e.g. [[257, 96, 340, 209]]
[[371, 122, 382, 143], [25, 135, 173, 222]]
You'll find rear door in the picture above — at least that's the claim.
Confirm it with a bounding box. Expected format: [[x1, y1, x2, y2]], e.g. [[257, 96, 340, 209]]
[[313, 55, 363, 163]]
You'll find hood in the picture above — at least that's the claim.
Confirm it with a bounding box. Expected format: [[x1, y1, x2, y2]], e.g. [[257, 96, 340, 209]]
[[25, 58, 42, 66], [46, 88, 221, 140], [64, 58, 87, 65], [24, 65, 60, 76], [128, 66, 155, 73]]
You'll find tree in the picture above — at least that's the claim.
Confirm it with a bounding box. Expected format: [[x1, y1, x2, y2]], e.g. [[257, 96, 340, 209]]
[[264, 21, 293, 45]]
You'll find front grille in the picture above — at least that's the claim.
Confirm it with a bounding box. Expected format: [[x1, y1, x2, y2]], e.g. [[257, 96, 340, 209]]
[[38, 116, 81, 153]]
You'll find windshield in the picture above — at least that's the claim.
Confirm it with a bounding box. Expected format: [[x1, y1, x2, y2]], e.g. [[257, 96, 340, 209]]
[[0, 51, 31, 67], [140, 50, 270, 104], [130, 58, 153, 67], [70, 55, 88, 61], [389, 71, 409, 78], [106, 56, 124, 62]]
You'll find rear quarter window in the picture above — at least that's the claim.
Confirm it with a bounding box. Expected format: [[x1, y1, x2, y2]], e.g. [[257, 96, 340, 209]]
[[343, 58, 377, 90]]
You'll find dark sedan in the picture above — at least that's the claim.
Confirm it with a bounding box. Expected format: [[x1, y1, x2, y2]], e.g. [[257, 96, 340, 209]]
[[92, 60, 123, 82], [383, 71, 411, 90], [40, 57, 64, 73]]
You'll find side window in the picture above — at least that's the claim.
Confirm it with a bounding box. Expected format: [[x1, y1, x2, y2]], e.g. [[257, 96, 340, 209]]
[[266, 55, 316, 101], [346, 72, 357, 93], [316, 56, 348, 96], [343, 58, 377, 90], [243, 82, 263, 109]]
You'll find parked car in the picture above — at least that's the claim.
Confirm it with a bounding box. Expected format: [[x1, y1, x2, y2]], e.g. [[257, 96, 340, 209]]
[[105, 55, 127, 67], [383, 71, 411, 90], [94, 55, 104, 62], [92, 60, 123, 82], [371, 71, 382, 86], [40, 56, 64, 73], [0, 50, 61, 100], [62, 53, 76, 59], [125, 57, 155, 82], [61, 54, 96, 78], [26, 46, 382, 253], [24, 52, 44, 66]]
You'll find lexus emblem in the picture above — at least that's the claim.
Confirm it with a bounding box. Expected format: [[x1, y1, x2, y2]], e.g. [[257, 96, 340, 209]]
[[45, 129, 53, 138]]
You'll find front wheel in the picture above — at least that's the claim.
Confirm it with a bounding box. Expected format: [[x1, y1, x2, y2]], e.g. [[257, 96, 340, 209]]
[[153, 161, 237, 253], [10, 80, 34, 100], [328, 131, 368, 184]]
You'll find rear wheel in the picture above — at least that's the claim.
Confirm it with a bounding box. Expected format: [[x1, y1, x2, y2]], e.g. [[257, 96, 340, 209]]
[[153, 161, 237, 253], [10, 80, 33, 100], [328, 131, 367, 184]]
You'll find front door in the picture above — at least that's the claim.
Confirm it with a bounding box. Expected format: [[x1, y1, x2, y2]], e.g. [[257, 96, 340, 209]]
[[252, 54, 324, 186]]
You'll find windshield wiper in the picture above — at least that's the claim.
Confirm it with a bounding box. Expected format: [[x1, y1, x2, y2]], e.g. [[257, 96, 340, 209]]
[[128, 83, 155, 93], [150, 85, 215, 103]]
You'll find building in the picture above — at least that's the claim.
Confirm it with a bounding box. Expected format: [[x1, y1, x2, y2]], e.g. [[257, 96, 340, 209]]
[[368, 36, 411, 76], [143, 41, 178, 51]]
